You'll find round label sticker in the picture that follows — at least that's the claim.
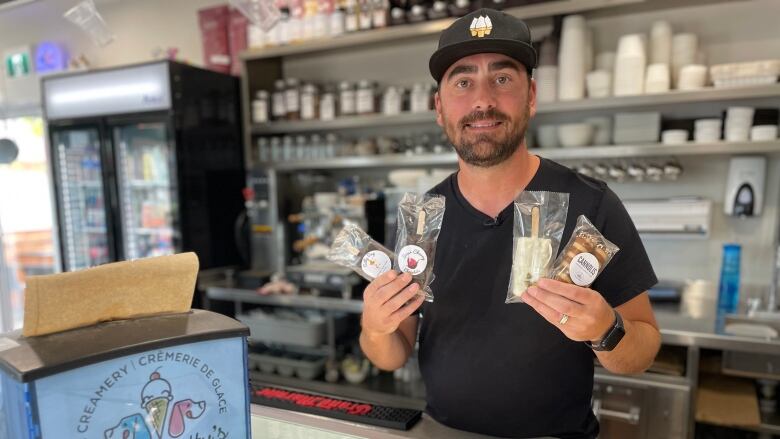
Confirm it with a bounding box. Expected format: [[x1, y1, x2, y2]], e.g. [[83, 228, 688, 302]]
[[398, 245, 428, 276], [360, 250, 392, 279], [568, 252, 600, 287]]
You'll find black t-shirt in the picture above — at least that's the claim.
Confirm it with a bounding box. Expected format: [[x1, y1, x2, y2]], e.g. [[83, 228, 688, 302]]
[[418, 157, 658, 438]]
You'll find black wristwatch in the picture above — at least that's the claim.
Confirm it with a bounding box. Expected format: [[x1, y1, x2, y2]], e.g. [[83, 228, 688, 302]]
[[586, 309, 625, 352]]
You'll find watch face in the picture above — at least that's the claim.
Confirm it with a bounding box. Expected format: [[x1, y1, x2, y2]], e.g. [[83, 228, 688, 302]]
[[591, 310, 625, 351], [601, 325, 626, 351]]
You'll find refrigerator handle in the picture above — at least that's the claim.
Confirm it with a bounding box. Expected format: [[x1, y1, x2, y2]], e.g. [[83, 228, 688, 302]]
[[101, 124, 123, 262], [234, 209, 250, 267]]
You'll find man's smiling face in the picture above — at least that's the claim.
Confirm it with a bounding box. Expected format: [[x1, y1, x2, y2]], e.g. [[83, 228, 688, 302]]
[[435, 52, 536, 168]]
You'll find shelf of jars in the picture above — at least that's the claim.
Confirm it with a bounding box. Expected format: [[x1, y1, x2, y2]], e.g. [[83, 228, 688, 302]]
[[240, 0, 645, 61], [251, 110, 435, 135], [250, 83, 780, 135], [255, 140, 780, 171]]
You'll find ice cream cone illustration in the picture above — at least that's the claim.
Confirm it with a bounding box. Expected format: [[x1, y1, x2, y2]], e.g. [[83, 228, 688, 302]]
[[476, 16, 486, 37], [140, 370, 173, 439], [469, 15, 493, 38]]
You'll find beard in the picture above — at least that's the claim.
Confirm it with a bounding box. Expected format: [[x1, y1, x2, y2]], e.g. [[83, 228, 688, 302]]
[[442, 105, 530, 168]]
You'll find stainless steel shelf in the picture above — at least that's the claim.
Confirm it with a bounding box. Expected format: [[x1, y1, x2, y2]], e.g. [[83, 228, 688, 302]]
[[241, 0, 644, 60], [251, 111, 435, 135], [207, 286, 364, 313], [250, 84, 780, 135], [266, 152, 457, 171], [536, 83, 780, 114], [259, 140, 780, 171], [545, 140, 780, 160]]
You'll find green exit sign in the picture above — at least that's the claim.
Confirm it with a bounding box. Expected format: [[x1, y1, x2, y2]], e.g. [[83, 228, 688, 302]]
[[5, 51, 31, 78]]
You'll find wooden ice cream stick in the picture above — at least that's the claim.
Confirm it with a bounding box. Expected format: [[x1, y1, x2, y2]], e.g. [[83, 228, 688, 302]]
[[531, 206, 540, 239], [416, 209, 426, 236]]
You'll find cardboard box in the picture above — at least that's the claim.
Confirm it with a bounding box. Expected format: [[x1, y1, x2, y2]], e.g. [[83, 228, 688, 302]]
[[198, 5, 231, 74]]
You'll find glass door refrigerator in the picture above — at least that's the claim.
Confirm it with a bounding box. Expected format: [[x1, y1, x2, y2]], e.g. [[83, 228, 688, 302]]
[[43, 61, 245, 272]]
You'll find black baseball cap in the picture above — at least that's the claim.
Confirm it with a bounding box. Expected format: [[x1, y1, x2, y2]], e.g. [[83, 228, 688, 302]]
[[429, 8, 537, 83]]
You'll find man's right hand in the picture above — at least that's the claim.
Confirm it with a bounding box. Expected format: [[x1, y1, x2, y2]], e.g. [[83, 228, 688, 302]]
[[361, 271, 425, 337]]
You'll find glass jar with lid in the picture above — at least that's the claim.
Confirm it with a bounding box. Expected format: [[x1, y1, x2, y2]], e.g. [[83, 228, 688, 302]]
[[300, 83, 320, 120], [329, 7, 345, 36], [252, 90, 270, 124], [282, 135, 295, 161], [427, 0, 448, 20], [407, 4, 427, 23], [270, 136, 283, 162], [319, 85, 337, 121], [285, 78, 301, 120], [410, 83, 433, 113], [339, 81, 356, 117], [358, 0, 372, 30], [356, 79, 377, 115], [256, 137, 271, 163], [295, 135, 308, 160], [344, 0, 359, 32], [381, 86, 403, 115], [272, 79, 287, 120], [372, 0, 388, 28], [390, 7, 406, 26], [310, 134, 324, 159]]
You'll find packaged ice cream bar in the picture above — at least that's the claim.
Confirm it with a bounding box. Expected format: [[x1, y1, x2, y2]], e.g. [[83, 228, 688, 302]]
[[548, 215, 619, 288], [507, 191, 569, 304], [327, 223, 394, 281], [394, 192, 446, 302]]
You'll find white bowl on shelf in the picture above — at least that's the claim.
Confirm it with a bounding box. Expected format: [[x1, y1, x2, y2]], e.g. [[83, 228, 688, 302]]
[[725, 128, 750, 142], [661, 129, 689, 145], [751, 125, 778, 141], [694, 118, 722, 130], [536, 125, 559, 149], [726, 106, 755, 121], [677, 64, 708, 90], [388, 169, 426, 187], [586, 70, 612, 98], [557, 123, 594, 148], [645, 63, 671, 94]]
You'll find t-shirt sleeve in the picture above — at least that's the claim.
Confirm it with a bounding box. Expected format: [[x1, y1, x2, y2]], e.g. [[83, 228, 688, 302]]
[[590, 187, 658, 307]]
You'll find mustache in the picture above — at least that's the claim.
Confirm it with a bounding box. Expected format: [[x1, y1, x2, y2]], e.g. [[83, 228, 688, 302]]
[[459, 108, 510, 126]]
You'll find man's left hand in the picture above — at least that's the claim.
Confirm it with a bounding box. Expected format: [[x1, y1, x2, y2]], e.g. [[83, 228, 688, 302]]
[[523, 278, 615, 343]]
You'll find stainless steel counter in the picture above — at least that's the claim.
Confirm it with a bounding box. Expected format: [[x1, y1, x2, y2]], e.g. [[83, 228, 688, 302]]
[[205, 282, 780, 355], [654, 299, 780, 355], [251, 404, 554, 439]]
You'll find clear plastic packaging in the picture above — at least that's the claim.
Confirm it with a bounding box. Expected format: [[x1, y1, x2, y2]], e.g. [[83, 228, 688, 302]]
[[507, 191, 569, 303], [327, 223, 394, 281], [64, 0, 115, 47], [394, 193, 446, 302], [229, 0, 282, 31], [549, 215, 620, 288]]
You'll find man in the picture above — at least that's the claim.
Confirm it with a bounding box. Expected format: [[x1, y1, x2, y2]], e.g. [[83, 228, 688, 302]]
[[360, 8, 661, 439]]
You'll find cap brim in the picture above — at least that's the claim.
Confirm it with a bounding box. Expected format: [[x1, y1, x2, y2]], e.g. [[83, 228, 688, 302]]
[[429, 38, 537, 83]]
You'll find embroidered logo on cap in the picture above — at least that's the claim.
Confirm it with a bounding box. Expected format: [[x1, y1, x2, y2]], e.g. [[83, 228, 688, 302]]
[[469, 15, 493, 38]]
